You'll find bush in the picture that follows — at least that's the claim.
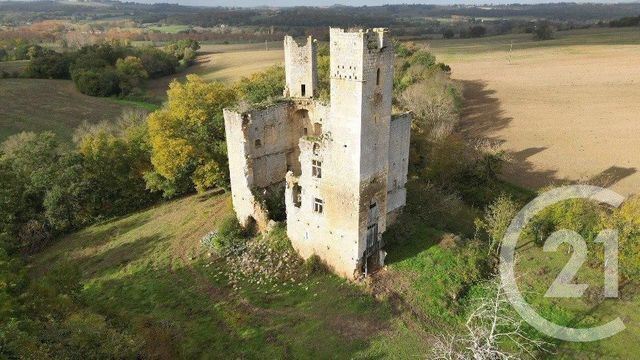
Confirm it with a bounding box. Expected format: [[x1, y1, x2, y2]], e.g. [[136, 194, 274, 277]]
[[16, 220, 52, 254], [23, 43, 181, 97], [468, 25, 486, 38], [533, 22, 554, 41], [72, 67, 120, 97], [254, 184, 286, 222], [139, 47, 179, 78], [304, 254, 327, 275], [26, 51, 71, 79], [203, 214, 246, 256], [235, 65, 285, 104], [146, 75, 237, 197], [609, 15, 640, 28], [474, 194, 520, 258]]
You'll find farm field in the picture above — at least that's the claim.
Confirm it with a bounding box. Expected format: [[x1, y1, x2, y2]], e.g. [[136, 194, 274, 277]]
[[147, 42, 283, 100], [0, 78, 152, 143], [0, 60, 28, 75], [427, 27, 640, 196]]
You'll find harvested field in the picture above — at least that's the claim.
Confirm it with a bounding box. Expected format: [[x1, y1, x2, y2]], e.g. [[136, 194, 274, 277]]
[[147, 42, 283, 100], [429, 28, 640, 196]]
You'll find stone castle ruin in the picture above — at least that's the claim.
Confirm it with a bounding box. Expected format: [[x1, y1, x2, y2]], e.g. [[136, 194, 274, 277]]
[[223, 28, 410, 279]]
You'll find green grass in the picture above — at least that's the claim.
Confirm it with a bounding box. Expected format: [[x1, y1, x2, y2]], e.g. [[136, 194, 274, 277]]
[[427, 27, 640, 62], [145, 24, 193, 34], [27, 183, 640, 357], [0, 79, 156, 143], [0, 60, 28, 75], [513, 214, 640, 359], [110, 98, 161, 111], [383, 222, 488, 328], [30, 191, 431, 358]]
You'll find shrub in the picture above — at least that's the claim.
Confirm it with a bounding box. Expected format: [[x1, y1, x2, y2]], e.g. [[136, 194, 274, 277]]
[[468, 25, 486, 38], [115, 56, 148, 96], [533, 22, 554, 41], [253, 185, 286, 222], [139, 47, 178, 78], [203, 214, 246, 256], [442, 29, 455, 39], [474, 194, 520, 258], [304, 254, 327, 275], [26, 51, 71, 79], [72, 67, 120, 97], [16, 219, 52, 254], [146, 75, 237, 197], [408, 49, 436, 68], [394, 41, 417, 58], [609, 15, 640, 28], [235, 65, 285, 104]]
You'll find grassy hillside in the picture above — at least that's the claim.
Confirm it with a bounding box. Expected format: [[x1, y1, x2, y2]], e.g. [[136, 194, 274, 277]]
[[29, 191, 437, 358], [0, 79, 157, 143], [515, 239, 640, 359], [27, 184, 640, 358]]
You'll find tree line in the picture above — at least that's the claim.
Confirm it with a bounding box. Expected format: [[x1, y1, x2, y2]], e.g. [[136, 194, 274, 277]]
[[18, 40, 200, 98]]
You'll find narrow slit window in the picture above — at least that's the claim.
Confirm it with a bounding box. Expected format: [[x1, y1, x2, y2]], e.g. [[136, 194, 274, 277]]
[[312, 160, 322, 178], [313, 198, 324, 214], [254, 139, 262, 148], [366, 223, 378, 249], [376, 68, 381, 86], [301, 84, 306, 97]]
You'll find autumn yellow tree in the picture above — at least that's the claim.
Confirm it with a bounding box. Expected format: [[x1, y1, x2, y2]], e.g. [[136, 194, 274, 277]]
[[146, 75, 237, 197]]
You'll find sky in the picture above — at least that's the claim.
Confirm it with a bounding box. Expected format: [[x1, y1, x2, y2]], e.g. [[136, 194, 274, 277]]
[[127, 0, 640, 7]]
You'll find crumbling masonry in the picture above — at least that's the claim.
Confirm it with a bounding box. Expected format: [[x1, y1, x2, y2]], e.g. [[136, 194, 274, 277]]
[[223, 28, 411, 279]]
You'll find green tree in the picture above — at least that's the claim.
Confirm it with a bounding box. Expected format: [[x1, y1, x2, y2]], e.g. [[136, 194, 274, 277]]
[[147, 75, 237, 197], [235, 65, 285, 104], [71, 67, 120, 97], [533, 22, 554, 41], [115, 56, 148, 95]]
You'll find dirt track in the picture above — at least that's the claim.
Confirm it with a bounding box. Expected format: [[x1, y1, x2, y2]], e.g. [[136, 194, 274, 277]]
[[448, 45, 640, 196]]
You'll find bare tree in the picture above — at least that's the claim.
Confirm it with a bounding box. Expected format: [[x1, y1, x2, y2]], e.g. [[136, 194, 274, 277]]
[[398, 72, 460, 142], [432, 279, 552, 360]]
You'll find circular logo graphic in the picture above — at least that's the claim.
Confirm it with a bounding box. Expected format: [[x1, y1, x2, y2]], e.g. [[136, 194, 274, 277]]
[[499, 185, 626, 342]]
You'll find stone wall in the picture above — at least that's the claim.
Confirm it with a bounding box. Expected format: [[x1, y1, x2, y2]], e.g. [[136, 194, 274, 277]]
[[284, 36, 317, 98], [387, 113, 411, 223]]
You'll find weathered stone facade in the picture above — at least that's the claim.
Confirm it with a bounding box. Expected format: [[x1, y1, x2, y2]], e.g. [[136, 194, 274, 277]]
[[224, 28, 411, 279]]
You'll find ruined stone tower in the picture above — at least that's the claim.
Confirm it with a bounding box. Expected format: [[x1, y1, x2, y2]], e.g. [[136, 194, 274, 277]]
[[283, 36, 317, 98], [223, 28, 410, 279]]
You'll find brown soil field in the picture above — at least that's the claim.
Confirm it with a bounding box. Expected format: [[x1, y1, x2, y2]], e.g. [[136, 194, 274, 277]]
[[431, 30, 640, 196]]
